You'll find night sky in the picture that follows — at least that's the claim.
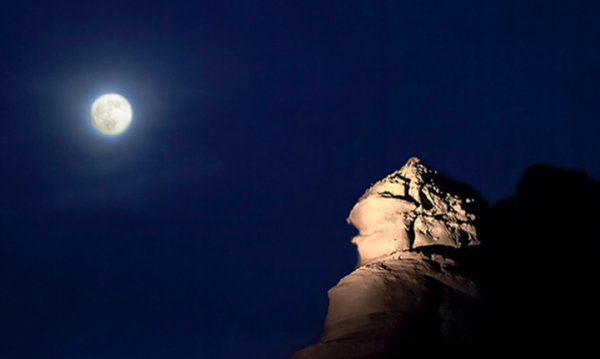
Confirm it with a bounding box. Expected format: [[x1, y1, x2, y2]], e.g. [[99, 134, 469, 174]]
[[1, 1, 599, 358]]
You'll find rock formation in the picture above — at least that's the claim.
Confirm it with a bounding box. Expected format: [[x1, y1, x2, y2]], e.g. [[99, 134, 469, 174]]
[[291, 158, 600, 359], [291, 158, 489, 359], [348, 157, 486, 265], [479, 163, 600, 358]]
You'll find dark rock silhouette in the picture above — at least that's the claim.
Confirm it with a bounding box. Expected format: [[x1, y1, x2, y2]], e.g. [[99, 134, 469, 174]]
[[479, 164, 600, 358], [291, 159, 600, 358]]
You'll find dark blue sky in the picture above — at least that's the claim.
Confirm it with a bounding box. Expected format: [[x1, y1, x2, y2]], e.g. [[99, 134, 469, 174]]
[[1, 1, 599, 358]]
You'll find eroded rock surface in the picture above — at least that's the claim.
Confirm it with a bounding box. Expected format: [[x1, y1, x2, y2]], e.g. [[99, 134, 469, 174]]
[[348, 157, 488, 266], [291, 158, 488, 359]]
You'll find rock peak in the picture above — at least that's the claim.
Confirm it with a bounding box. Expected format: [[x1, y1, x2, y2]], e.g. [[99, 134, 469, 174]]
[[397, 156, 426, 179], [347, 157, 487, 266]]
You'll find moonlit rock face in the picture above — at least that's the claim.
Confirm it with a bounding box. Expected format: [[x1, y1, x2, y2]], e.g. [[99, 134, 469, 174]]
[[291, 251, 482, 359], [290, 157, 488, 359], [91, 94, 132, 135], [347, 157, 487, 265]]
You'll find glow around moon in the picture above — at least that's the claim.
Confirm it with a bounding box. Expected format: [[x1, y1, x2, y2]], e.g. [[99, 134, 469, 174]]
[[91, 94, 132, 135]]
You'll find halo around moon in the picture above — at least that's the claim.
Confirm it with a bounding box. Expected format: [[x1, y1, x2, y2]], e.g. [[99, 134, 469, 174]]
[[91, 93, 132, 135]]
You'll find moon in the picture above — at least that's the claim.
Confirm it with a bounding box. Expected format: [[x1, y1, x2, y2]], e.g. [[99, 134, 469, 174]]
[[90, 94, 132, 135]]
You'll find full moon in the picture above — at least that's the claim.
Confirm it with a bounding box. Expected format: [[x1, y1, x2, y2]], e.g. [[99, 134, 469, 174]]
[[90, 94, 132, 135]]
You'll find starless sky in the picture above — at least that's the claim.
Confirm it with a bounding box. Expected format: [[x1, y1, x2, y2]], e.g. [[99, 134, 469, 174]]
[[1, 1, 599, 358]]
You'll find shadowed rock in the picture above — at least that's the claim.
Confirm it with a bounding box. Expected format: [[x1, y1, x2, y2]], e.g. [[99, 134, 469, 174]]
[[478, 164, 600, 358]]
